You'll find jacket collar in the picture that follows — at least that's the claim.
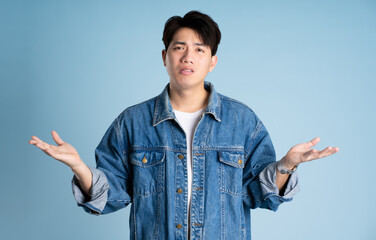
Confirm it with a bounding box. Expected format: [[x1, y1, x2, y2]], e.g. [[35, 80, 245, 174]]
[[152, 81, 222, 126]]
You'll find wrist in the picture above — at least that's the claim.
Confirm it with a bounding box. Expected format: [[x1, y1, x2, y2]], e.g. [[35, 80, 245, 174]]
[[70, 160, 86, 175], [281, 156, 297, 170], [278, 157, 298, 174]]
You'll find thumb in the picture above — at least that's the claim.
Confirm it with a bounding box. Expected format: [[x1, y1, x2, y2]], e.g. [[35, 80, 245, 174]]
[[51, 131, 65, 145], [305, 137, 320, 148]]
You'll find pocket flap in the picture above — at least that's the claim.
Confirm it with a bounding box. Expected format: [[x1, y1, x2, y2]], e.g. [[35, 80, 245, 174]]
[[130, 151, 165, 167], [219, 151, 245, 168]]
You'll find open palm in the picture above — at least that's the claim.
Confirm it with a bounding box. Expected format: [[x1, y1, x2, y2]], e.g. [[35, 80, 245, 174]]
[[282, 137, 340, 169], [29, 131, 82, 169]]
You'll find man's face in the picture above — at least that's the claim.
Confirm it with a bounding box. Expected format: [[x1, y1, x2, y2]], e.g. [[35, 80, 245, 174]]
[[162, 27, 217, 91]]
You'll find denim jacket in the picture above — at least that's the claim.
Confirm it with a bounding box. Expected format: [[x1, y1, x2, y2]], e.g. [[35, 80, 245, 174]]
[[71, 81, 299, 240]]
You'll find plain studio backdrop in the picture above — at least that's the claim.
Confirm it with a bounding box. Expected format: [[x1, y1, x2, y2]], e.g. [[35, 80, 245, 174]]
[[1, 0, 375, 239]]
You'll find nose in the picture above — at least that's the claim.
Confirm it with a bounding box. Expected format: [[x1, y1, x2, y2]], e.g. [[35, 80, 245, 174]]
[[181, 49, 194, 64]]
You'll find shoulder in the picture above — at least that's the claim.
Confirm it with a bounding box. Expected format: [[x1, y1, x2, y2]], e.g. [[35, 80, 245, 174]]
[[115, 96, 157, 122], [218, 93, 260, 120]]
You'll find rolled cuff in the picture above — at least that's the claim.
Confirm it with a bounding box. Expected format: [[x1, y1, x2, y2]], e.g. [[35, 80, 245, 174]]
[[71, 166, 110, 215], [259, 161, 300, 200]]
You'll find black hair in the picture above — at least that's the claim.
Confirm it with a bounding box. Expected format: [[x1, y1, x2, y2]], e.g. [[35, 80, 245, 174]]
[[162, 10, 221, 56]]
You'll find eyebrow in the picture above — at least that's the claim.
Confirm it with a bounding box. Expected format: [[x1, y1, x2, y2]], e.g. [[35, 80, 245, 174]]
[[172, 41, 206, 47]]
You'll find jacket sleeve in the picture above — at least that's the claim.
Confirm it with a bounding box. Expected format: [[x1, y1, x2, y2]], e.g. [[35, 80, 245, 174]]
[[259, 161, 300, 203], [242, 120, 297, 212], [71, 117, 132, 215], [71, 166, 110, 215]]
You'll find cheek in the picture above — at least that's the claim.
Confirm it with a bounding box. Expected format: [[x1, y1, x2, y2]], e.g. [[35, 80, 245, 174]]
[[203, 60, 213, 71], [166, 55, 178, 67], [165, 58, 178, 75]]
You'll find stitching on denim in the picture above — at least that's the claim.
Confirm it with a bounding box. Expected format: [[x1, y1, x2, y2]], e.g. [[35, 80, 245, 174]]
[[167, 121, 180, 148], [114, 117, 131, 178], [152, 94, 160, 126], [153, 192, 162, 240], [133, 199, 137, 240], [221, 191, 225, 240], [218, 151, 244, 196], [154, 116, 175, 126], [202, 81, 221, 122], [243, 226, 247, 240], [130, 152, 165, 167], [219, 153, 245, 169], [130, 152, 165, 196], [174, 152, 178, 240], [219, 188, 242, 197], [244, 120, 263, 160], [107, 199, 131, 202], [132, 184, 163, 197], [200, 151, 206, 227], [152, 90, 176, 126], [131, 145, 244, 152]]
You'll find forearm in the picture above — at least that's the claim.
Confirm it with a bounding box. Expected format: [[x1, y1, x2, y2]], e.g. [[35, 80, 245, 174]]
[[71, 161, 93, 196]]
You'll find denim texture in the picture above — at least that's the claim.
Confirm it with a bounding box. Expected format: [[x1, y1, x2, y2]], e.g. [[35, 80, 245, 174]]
[[72, 81, 298, 240]]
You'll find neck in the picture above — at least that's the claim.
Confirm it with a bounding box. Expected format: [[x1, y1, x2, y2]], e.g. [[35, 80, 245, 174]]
[[168, 82, 209, 113]]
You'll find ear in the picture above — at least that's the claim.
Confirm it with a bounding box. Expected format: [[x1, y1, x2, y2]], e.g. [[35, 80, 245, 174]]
[[162, 49, 167, 66], [209, 55, 218, 72]]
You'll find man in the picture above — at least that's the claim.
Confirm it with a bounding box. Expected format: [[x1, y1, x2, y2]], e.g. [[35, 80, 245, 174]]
[[29, 10, 339, 240]]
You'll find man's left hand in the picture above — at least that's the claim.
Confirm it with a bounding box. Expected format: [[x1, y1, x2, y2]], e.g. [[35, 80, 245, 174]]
[[281, 137, 339, 169]]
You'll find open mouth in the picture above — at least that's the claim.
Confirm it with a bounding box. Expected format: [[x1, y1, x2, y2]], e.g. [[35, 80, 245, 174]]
[[180, 69, 194, 74]]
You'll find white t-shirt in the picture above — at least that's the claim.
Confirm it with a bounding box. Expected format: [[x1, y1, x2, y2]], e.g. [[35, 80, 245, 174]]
[[173, 107, 205, 240]]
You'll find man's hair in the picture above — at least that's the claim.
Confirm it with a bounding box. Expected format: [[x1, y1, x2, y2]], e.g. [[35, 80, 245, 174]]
[[162, 10, 221, 56]]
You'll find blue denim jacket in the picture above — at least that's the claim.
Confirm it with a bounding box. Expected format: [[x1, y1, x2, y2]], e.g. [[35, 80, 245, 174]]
[[72, 81, 299, 240]]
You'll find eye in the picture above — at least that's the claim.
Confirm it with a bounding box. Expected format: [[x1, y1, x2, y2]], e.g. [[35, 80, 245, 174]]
[[174, 46, 183, 50], [197, 48, 204, 53]]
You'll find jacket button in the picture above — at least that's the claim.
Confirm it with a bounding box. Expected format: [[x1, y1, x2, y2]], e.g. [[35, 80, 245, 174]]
[[238, 158, 242, 165], [177, 188, 183, 194], [178, 154, 184, 159], [176, 224, 182, 229], [142, 157, 147, 164]]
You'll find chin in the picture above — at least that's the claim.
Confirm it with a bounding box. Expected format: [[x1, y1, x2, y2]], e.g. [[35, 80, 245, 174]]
[[172, 78, 203, 90]]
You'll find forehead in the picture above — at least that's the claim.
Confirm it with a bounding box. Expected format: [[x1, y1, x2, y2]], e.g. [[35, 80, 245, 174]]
[[171, 27, 204, 44]]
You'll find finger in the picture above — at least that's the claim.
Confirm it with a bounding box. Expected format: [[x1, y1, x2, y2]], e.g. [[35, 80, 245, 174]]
[[30, 136, 48, 147], [303, 146, 339, 162], [31, 136, 44, 144], [302, 149, 320, 162], [290, 137, 321, 151], [317, 146, 340, 159], [37, 142, 60, 157], [34, 142, 49, 151], [51, 131, 64, 146], [316, 146, 333, 159], [305, 137, 320, 149]]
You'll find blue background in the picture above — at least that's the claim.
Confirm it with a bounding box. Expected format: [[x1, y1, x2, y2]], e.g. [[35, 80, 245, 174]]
[[1, 0, 375, 239]]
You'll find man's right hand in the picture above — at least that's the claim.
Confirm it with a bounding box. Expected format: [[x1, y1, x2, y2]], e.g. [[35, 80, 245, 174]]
[[29, 131, 93, 196], [29, 130, 82, 170]]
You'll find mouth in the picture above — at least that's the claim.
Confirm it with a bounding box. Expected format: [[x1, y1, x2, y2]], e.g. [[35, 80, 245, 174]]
[[179, 68, 194, 74]]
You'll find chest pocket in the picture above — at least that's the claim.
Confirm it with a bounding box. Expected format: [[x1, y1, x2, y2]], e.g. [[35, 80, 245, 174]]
[[218, 151, 245, 196], [130, 151, 165, 196]]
